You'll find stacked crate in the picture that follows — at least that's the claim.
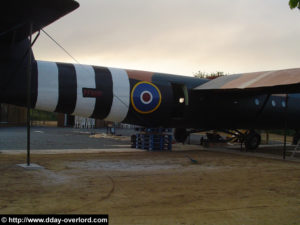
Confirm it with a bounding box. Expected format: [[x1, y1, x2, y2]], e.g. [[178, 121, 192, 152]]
[[132, 128, 172, 151]]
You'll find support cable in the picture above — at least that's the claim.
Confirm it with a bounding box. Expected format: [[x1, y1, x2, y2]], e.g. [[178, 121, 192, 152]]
[[41, 29, 80, 64]]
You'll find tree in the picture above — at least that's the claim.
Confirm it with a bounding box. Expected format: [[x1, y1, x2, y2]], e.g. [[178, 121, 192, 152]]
[[194, 71, 226, 80], [193, 71, 207, 78], [289, 0, 300, 9]]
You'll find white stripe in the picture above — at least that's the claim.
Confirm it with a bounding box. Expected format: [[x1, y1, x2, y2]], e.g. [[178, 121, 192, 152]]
[[35, 61, 59, 112], [105, 68, 130, 122], [238, 71, 273, 89], [72, 64, 96, 117]]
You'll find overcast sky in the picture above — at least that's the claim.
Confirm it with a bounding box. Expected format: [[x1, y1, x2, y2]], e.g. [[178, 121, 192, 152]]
[[33, 0, 300, 76]]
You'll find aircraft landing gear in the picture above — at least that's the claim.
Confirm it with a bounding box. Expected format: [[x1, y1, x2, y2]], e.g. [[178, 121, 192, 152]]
[[173, 128, 261, 150], [244, 130, 261, 150]]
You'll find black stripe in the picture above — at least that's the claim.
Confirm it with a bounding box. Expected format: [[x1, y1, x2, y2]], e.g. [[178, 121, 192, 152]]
[[91, 66, 113, 119], [55, 62, 77, 114]]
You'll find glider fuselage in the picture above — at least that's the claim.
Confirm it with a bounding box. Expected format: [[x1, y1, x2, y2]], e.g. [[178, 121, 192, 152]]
[[2, 59, 300, 130]]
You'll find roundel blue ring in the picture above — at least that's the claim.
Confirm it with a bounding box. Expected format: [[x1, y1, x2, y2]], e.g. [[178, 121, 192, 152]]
[[131, 81, 162, 114]]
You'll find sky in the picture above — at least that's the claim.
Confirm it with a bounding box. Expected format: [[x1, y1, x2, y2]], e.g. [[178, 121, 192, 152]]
[[33, 0, 300, 76]]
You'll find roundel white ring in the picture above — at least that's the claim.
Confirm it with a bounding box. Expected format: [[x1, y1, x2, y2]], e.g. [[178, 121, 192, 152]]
[[140, 90, 153, 105]]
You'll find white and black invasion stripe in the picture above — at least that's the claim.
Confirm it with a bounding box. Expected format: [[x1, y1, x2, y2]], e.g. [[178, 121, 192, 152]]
[[105, 68, 130, 122], [35, 61, 59, 112], [91, 66, 113, 119], [72, 64, 96, 117], [35, 60, 130, 122], [55, 62, 77, 114]]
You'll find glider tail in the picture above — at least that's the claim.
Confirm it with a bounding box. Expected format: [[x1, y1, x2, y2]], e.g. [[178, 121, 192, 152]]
[[0, 0, 79, 105]]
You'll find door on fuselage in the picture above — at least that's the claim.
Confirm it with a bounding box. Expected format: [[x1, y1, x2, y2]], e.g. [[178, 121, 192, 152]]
[[170, 83, 188, 118]]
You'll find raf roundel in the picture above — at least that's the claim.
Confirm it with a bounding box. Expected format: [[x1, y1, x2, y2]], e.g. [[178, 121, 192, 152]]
[[131, 81, 162, 114]]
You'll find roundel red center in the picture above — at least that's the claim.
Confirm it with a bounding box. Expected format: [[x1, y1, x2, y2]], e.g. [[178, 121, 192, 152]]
[[142, 92, 151, 102]]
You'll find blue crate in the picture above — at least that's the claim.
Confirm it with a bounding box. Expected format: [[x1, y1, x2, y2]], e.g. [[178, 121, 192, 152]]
[[134, 128, 172, 151]]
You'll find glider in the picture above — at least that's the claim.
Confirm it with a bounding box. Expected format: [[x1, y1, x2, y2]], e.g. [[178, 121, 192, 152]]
[[1, 0, 300, 150]]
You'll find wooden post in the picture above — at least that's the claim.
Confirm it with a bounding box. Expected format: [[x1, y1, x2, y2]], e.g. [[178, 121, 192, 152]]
[[266, 131, 269, 144]]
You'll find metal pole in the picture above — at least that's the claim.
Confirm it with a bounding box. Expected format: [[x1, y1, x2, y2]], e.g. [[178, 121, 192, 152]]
[[283, 94, 289, 160], [27, 23, 33, 166]]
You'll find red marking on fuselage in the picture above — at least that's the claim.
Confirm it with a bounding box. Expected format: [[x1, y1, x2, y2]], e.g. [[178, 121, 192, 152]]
[[82, 88, 102, 98], [126, 70, 154, 82]]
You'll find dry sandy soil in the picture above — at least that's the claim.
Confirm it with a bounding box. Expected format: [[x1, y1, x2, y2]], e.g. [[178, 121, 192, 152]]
[[1, 148, 300, 225]]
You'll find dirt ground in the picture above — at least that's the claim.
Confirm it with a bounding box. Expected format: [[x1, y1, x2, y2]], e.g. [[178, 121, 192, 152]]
[[1, 148, 300, 225]]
